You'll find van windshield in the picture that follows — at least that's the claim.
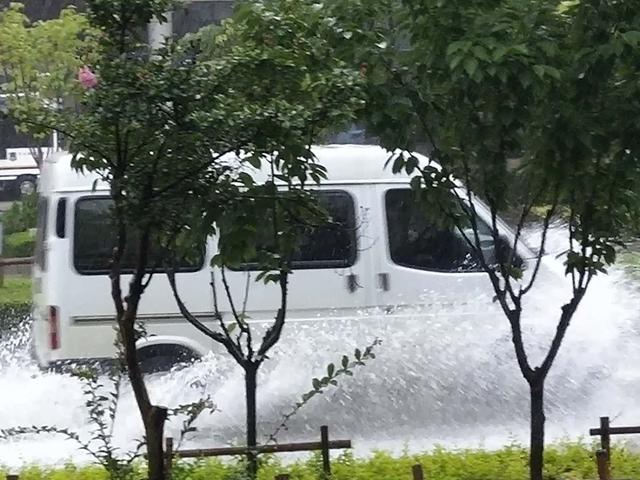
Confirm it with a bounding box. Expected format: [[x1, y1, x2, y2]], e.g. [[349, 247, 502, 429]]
[[73, 197, 204, 275]]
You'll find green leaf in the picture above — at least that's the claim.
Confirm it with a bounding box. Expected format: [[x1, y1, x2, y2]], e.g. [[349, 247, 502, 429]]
[[545, 66, 561, 80], [556, 0, 580, 13], [341, 355, 349, 368], [449, 54, 464, 70], [238, 172, 254, 187], [621, 31, 640, 47], [493, 45, 509, 61], [463, 57, 479, 77], [533, 65, 545, 79], [405, 155, 419, 174], [392, 154, 406, 174], [471, 45, 489, 61], [507, 266, 523, 280], [446, 41, 466, 56], [246, 154, 261, 168]]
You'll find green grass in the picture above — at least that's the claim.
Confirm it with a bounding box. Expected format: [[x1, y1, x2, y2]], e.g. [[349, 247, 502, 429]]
[[0, 275, 31, 304], [3, 443, 640, 480]]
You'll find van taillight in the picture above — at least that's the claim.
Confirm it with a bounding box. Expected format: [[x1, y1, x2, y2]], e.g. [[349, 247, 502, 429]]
[[48, 306, 60, 350]]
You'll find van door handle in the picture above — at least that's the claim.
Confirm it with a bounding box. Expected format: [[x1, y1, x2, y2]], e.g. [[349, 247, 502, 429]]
[[378, 273, 390, 291], [346, 273, 359, 293]]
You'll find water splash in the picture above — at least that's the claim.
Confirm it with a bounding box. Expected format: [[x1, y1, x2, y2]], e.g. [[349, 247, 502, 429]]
[[1, 228, 639, 467]]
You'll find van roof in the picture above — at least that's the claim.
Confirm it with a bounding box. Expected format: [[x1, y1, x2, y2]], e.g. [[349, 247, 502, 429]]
[[39, 145, 432, 193]]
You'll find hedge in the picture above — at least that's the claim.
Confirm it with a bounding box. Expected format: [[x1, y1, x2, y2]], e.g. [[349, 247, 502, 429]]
[[1, 192, 37, 235], [3, 443, 640, 480], [3, 230, 35, 258]]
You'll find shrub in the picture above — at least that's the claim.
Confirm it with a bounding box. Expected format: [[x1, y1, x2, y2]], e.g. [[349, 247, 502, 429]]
[[1, 192, 37, 235], [2, 443, 639, 480], [3, 230, 35, 257]]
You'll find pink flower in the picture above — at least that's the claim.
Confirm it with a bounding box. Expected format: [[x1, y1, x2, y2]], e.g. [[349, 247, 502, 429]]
[[78, 66, 98, 89]]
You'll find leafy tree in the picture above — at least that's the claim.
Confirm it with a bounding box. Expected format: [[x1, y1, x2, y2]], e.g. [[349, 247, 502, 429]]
[[320, 0, 640, 478], [162, 2, 364, 477], [3, 1, 362, 479], [0, 2, 95, 165]]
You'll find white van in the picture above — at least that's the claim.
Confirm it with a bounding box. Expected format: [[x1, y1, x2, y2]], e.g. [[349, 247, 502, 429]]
[[31, 145, 527, 371]]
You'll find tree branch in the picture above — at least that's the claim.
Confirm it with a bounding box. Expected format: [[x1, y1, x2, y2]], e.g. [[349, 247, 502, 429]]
[[256, 269, 289, 362], [520, 201, 558, 296], [539, 292, 584, 377], [167, 267, 245, 365]]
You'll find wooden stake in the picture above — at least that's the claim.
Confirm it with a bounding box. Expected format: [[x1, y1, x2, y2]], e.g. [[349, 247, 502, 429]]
[[412, 464, 425, 480], [320, 425, 331, 478], [596, 449, 611, 480], [165, 437, 174, 480], [600, 416, 611, 460]]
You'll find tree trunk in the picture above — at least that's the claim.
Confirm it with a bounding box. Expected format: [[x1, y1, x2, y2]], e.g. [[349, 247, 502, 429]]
[[145, 405, 168, 480], [245, 362, 259, 480], [120, 305, 168, 480], [111, 225, 168, 480], [529, 377, 546, 480]]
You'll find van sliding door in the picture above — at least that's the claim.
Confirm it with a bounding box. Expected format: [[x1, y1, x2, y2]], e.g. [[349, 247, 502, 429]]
[[211, 186, 377, 325]]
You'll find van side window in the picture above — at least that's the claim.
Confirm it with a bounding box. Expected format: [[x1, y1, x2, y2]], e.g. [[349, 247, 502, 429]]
[[73, 197, 204, 275], [56, 197, 67, 238], [34, 196, 49, 270], [385, 188, 496, 272], [234, 190, 357, 270]]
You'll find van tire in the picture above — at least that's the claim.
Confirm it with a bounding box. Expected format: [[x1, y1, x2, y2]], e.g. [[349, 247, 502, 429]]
[[137, 343, 200, 374], [16, 175, 37, 196]]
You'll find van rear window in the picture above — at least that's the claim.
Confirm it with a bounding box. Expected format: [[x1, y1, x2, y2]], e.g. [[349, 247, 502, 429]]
[[73, 197, 203, 275], [34, 196, 48, 271]]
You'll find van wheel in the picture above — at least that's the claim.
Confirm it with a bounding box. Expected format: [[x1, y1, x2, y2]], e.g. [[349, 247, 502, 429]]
[[137, 344, 200, 375], [16, 175, 37, 196]]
